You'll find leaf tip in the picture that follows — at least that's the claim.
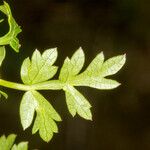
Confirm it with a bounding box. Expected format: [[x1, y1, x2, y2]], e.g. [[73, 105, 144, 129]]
[[117, 82, 121, 88], [89, 117, 93, 121], [121, 53, 126, 66], [78, 46, 84, 52], [59, 117, 62, 121], [100, 51, 104, 55], [54, 47, 58, 56], [49, 47, 58, 55], [99, 51, 104, 58], [75, 47, 84, 56], [22, 124, 29, 131], [71, 113, 76, 117], [114, 81, 121, 88], [85, 114, 92, 121], [34, 48, 39, 53], [123, 53, 126, 60], [65, 57, 70, 61], [78, 46, 82, 50], [53, 47, 57, 51]]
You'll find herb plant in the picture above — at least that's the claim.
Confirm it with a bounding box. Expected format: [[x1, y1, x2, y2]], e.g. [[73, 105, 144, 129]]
[[0, 1, 126, 148]]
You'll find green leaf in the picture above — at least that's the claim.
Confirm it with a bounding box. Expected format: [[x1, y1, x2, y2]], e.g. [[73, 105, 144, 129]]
[[68, 47, 85, 76], [0, 46, 6, 66], [0, 134, 28, 150], [20, 90, 61, 142], [100, 54, 126, 77], [70, 53, 126, 90], [21, 48, 58, 85], [64, 85, 92, 120], [20, 91, 38, 130], [81, 52, 104, 77], [0, 90, 8, 99], [0, 1, 22, 52], [11, 142, 28, 150], [0, 134, 16, 150], [59, 49, 126, 119], [72, 77, 121, 89], [59, 47, 84, 82]]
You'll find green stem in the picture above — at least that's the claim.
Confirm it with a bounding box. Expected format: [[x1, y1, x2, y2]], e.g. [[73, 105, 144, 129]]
[[31, 80, 64, 90], [0, 79, 32, 91], [0, 36, 10, 45], [0, 79, 64, 91]]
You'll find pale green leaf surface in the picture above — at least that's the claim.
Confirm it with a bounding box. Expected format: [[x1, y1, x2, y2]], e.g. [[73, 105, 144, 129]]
[[32, 90, 61, 121], [59, 50, 125, 90], [59, 47, 84, 82], [11, 142, 28, 150], [31, 91, 61, 142], [71, 53, 125, 90], [0, 2, 22, 52], [81, 52, 104, 77], [0, 46, 5, 66], [0, 134, 28, 150], [0, 134, 16, 150], [33, 110, 56, 142], [59, 49, 125, 119], [5, 134, 16, 150], [64, 85, 92, 120], [21, 48, 58, 85], [20, 58, 31, 84], [20, 91, 38, 130], [20, 90, 61, 142], [69, 47, 85, 76], [100, 54, 126, 77], [71, 77, 120, 89], [0, 135, 6, 150], [59, 57, 71, 82]]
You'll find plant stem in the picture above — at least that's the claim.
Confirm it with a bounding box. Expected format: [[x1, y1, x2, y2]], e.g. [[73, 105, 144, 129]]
[[0, 79, 32, 91], [31, 80, 64, 90], [0, 79, 64, 91]]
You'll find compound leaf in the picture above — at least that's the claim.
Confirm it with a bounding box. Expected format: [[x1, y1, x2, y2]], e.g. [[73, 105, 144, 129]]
[[59, 48, 126, 119], [70, 52, 125, 90], [64, 85, 92, 120], [31, 91, 61, 142], [20, 90, 61, 142], [0, 1, 22, 52], [21, 48, 58, 85]]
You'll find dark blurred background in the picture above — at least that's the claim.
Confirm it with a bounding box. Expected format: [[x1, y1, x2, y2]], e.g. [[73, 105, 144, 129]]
[[0, 0, 150, 149]]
